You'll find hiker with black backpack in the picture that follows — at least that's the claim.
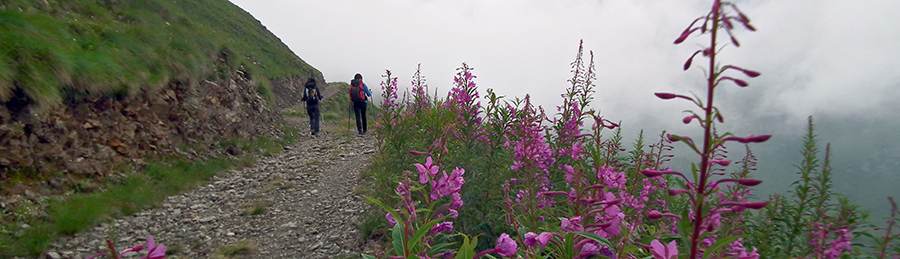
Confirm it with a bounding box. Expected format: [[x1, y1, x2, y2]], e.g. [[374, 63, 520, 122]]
[[349, 73, 372, 135], [302, 77, 324, 136]]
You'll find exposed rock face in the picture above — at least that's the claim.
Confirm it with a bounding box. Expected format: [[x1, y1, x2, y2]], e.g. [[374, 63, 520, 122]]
[[0, 69, 282, 197], [40, 127, 377, 259]]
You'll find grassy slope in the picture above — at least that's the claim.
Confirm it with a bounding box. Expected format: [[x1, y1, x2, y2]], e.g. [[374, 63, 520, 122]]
[[0, 0, 320, 108], [0, 0, 320, 256]]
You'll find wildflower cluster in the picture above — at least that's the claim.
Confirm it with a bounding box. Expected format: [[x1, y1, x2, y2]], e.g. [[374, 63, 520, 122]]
[[366, 156, 467, 258], [361, 1, 872, 258]]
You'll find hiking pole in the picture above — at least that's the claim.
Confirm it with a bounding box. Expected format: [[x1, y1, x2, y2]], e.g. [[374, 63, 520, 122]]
[[348, 100, 352, 133]]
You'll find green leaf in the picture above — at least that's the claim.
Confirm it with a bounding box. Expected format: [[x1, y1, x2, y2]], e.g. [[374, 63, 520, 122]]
[[392, 224, 405, 256], [702, 235, 743, 259], [364, 195, 406, 230], [564, 233, 575, 258], [427, 242, 458, 256], [575, 232, 614, 249], [677, 207, 690, 240], [456, 234, 476, 259], [409, 218, 445, 251], [660, 234, 682, 243], [361, 254, 377, 259], [621, 244, 643, 255]]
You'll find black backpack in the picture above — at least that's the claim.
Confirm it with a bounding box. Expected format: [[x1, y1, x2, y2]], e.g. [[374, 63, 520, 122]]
[[305, 87, 319, 105], [349, 79, 367, 102]]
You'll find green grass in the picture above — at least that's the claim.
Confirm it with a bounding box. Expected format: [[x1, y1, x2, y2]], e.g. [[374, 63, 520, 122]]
[[240, 204, 267, 216], [0, 123, 301, 257], [0, 0, 321, 109], [218, 240, 258, 257]]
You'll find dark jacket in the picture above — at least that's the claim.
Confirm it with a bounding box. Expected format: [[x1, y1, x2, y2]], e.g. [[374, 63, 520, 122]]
[[302, 80, 323, 105]]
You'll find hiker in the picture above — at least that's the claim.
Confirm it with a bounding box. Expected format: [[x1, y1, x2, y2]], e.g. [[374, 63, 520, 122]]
[[302, 77, 323, 136], [349, 73, 373, 135]]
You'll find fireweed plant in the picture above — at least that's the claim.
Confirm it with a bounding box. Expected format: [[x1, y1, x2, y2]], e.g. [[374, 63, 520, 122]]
[[86, 236, 166, 259], [639, 0, 778, 258], [360, 2, 879, 258]]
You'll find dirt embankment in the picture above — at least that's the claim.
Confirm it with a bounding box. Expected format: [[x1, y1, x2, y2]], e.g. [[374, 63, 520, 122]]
[[0, 58, 286, 204]]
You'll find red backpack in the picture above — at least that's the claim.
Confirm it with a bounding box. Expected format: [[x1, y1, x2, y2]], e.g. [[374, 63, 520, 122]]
[[349, 80, 367, 102]]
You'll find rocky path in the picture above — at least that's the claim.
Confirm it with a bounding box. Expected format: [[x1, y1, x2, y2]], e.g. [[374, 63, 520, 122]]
[[39, 118, 377, 259]]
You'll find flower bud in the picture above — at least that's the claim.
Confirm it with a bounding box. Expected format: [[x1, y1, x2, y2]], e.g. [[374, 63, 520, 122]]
[[710, 159, 731, 166], [409, 150, 430, 156], [684, 50, 703, 70], [674, 28, 700, 44], [736, 178, 763, 186], [647, 210, 663, 220], [668, 189, 690, 196], [655, 93, 677, 99]]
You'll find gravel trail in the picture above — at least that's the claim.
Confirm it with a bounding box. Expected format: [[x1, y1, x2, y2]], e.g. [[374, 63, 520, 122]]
[[39, 117, 377, 259]]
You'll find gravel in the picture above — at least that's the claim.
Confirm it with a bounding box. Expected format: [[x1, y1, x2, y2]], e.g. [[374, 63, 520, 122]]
[[34, 119, 377, 259]]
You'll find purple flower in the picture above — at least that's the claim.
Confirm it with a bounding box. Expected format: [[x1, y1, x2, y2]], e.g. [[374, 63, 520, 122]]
[[495, 233, 518, 257], [449, 193, 464, 210], [561, 216, 585, 232], [414, 157, 440, 184], [447, 209, 459, 218], [143, 236, 166, 259], [535, 232, 553, 248], [523, 232, 538, 246], [91, 236, 165, 259], [432, 222, 453, 233], [578, 243, 599, 258], [447, 168, 466, 193], [386, 212, 397, 227], [650, 240, 678, 259], [523, 232, 554, 248]]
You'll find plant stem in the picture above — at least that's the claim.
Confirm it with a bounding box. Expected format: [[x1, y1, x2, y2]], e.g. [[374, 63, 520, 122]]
[[690, 1, 720, 258]]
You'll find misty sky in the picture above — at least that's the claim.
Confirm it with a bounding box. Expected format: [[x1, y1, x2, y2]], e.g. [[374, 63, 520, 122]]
[[227, 0, 900, 213]]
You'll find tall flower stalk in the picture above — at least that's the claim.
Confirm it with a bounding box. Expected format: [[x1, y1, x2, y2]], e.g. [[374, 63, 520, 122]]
[[646, 0, 769, 257]]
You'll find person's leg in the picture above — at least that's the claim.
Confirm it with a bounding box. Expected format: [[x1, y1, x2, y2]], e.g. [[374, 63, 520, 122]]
[[353, 101, 363, 134], [310, 105, 320, 135], [307, 107, 316, 134], [360, 102, 368, 133]]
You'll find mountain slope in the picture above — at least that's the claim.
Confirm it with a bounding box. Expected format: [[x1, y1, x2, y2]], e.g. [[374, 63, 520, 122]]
[[0, 0, 320, 116]]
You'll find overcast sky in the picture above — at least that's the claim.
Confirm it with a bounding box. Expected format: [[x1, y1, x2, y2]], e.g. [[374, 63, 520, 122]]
[[227, 0, 898, 130], [226, 0, 900, 207]]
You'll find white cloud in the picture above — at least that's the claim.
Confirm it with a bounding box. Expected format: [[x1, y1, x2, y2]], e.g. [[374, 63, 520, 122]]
[[228, 0, 899, 128]]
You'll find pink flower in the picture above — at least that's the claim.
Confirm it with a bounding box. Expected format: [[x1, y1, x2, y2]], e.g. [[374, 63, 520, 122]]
[[449, 193, 464, 210], [142, 236, 166, 259], [89, 236, 165, 259], [650, 240, 678, 259], [414, 157, 440, 184], [495, 233, 518, 257], [431, 222, 453, 233], [561, 216, 585, 232], [386, 212, 397, 227], [524, 232, 553, 248], [523, 232, 538, 246], [578, 243, 599, 258]]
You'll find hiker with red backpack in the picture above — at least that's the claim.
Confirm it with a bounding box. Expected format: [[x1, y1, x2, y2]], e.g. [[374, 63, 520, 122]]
[[302, 77, 323, 136], [349, 73, 373, 135]]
